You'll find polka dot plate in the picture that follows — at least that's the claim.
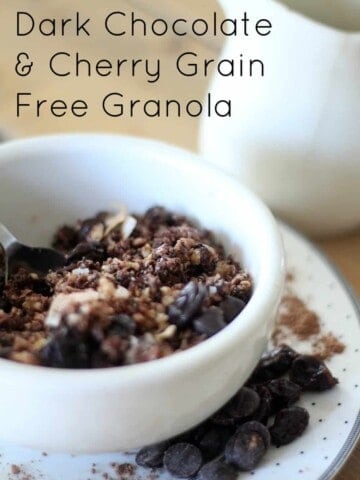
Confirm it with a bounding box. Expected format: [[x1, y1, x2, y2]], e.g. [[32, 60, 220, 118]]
[[1, 224, 359, 480]]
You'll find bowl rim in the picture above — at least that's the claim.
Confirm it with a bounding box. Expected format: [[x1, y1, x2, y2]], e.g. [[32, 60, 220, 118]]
[[0, 133, 285, 389]]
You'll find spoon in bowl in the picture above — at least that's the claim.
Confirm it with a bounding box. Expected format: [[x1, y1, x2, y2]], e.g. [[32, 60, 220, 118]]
[[0, 223, 66, 283]]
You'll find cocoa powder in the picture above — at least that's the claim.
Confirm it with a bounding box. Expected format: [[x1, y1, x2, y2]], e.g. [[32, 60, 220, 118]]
[[272, 273, 345, 361], [313, 333, 345, 360], [276, 295, 320, 340]]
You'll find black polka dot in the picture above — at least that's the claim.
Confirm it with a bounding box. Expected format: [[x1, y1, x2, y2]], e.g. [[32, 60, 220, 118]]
[[276, 463, 280, 466], [345, 421, 349, 424], [312, 402, 316, 406], [355, 385, 359, 389], [300, 451, 304, 455], [342, 368, 347, 372], [323, 437, 327, 441], [324, 456, 328, 460], [319, 419, 323, 423], [338, 402, 342, 406], [355, 349, 359, 353], [299, 470, 304, 474]]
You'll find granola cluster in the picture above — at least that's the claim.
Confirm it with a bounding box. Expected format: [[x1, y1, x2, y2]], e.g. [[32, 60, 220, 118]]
[[0, 207, 252, 368]]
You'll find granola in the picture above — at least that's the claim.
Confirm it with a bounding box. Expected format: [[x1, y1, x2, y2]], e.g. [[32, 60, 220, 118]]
[[0, 207, 252, 368]]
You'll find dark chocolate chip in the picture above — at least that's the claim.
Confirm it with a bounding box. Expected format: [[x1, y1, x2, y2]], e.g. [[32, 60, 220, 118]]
[[237, 421, 271, 449], [66, 242, 106, 264], [164, 443, 203, 478], [192, 424, 234, 461], [135, 441, 170, 468], [267, 379, 302, 410], [220, 296, 246, 323], [211, 409, 236, 427], [108, 314, 136, 338], [40, 330, 93, 369], [144, 206, 175, 230], [225, 421, 269, 471], [248, 345, 297, 384], [197, 459, 238, 480], [212, 387, 260, 427], [290, 355, 338, 391], [225, 387, 261, 423], [193, 307, 226, 337], [269, 406, 309, 446], [168, 281, 207, 328], [250, 385, 274, 424]]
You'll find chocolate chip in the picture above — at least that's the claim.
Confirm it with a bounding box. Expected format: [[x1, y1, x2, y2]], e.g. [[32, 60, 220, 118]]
[[168, 281, 207, 328], [193, 424, 234, 460], [40, 330, 93, 369], [193, 307, 226, 337], [66, 242, 106, 264], [220, 296, 246, 323], [164, 443, 203, 478], [197, 459, 238, 480], [144, 206, 176, 230], [239, 421, 271, 448], [269, 406, 309, 446], [248, 345, 297, 384], [290, 355, 338, 391], [267, 379, 301, 410], [135, 441, 170, 468], [227, 387, 261, 423], [250, 385, 273, 424], [210, 409, 234, 427], [227, 388, 261, 422], [212, 387, 260, 427], [108, 314, 136, 338], [225, 421, 270, 471]]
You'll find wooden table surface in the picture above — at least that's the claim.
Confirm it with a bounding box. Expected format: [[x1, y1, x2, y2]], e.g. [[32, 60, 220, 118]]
[[0, 1, 359, 478]]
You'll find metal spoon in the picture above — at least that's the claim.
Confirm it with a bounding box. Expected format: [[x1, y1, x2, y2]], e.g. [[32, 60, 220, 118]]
[[0, 223, 66, 283]]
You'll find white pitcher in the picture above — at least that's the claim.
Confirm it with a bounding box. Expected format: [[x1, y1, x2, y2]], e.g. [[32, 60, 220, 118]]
[[200, 0, 360, 236]]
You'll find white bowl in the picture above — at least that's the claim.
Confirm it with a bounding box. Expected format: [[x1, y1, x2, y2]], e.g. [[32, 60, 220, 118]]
[[0, 134, 284, 453]]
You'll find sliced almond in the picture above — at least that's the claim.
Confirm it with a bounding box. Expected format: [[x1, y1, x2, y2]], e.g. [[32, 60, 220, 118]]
[[156, 325, 177, 341], [121, 215, 137, 240], [103, 207, 127, 238]]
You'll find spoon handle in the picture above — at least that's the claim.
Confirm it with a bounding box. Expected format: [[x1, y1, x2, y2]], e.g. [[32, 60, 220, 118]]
[[0, 223, 18, 252]]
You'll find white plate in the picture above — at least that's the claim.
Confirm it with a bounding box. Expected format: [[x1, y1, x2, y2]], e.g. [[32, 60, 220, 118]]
[[2, 224, 360, 480]]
